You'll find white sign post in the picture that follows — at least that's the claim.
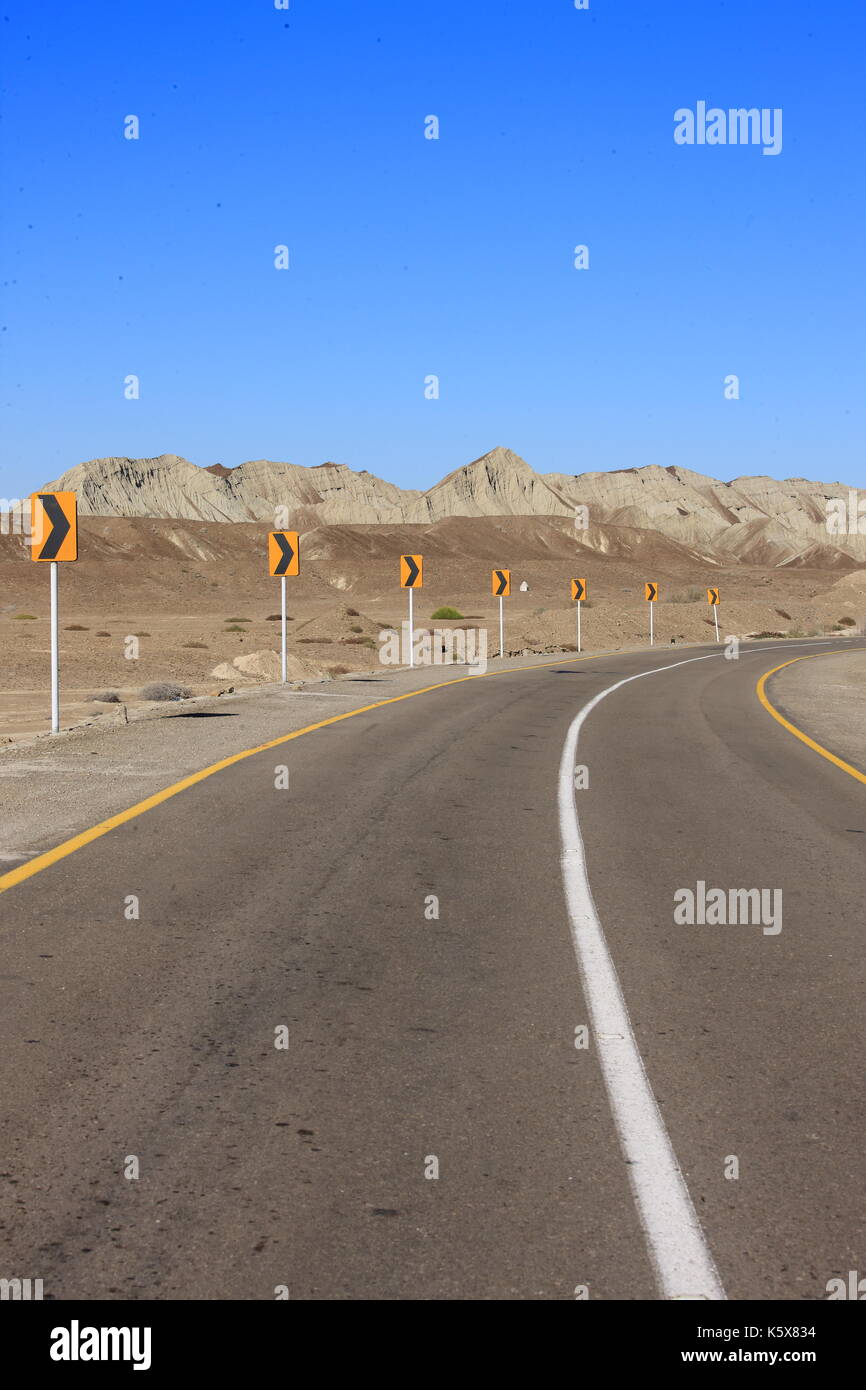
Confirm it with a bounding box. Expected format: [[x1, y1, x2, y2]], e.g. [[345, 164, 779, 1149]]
[[50, 561, 60, 733], [30, 491, 77, 735], [281, 575, 287, 682], [409, 587, 414, 669]]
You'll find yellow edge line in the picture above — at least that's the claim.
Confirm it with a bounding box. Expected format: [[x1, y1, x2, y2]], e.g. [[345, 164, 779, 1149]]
[[756, 648, 866, 786], [0, 652, 595, 896]]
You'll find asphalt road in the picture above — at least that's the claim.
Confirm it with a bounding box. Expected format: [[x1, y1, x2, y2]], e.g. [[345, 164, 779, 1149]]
[[1, 639, 863, 1300]]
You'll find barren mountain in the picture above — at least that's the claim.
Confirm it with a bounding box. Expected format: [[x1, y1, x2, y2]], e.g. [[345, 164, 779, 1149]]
[[41, 447, 865, 568], [44, 455, 418, 527]]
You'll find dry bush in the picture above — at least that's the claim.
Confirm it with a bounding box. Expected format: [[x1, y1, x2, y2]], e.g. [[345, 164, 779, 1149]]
[[140, 682, 191, 701]]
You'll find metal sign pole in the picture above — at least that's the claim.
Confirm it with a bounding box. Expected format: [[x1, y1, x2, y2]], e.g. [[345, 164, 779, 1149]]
[[713, 605, 720, 643], [50, 560, 60, 733], [650, 601, 654, 647], [499, 594, 504, 658], [409, 586, 414, 668], [281, 574, 287, 682]]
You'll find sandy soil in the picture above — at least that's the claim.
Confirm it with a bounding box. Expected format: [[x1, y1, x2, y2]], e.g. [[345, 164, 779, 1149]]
[[1, 514, 864, 741]]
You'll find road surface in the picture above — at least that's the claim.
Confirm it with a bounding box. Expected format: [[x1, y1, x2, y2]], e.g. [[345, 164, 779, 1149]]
[[1, 639, 863, 1299]]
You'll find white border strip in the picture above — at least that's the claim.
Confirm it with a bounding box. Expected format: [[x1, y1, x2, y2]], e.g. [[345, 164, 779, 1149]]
[[558, 654, 726, 1300]]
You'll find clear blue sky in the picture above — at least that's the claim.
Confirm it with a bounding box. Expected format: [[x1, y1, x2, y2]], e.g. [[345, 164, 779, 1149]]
[[1, 0, 864, 497]]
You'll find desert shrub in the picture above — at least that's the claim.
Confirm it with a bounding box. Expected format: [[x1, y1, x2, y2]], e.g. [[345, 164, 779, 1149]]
[[225, 617, 251, 622], [65, 624, 88, 631], [13, 613, 37, 620], [787, 626, 805, 638], [431, 606, 464, 620], [133, 631, 151, 637], [327, 664, 350, 676], [775, 609, 792, 621], [182, 641, 208, 649], [95, 630, 111, 637], [267, 613, 292, 621], [224, 625, 246, 632], [343, 636, 376, 647], [140, 682, 191, 701], [750, 631, 785, 639], [668, 587, 703, 603], [89, 691, 120, 703], [837, 615, 856, 627], [344, 608, 359, 617], [349, 624, 363, 633], [297, 637, 333, 644]]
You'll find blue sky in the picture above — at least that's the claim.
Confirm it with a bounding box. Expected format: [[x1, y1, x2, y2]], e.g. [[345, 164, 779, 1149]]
[[1, 0, 864, 496]]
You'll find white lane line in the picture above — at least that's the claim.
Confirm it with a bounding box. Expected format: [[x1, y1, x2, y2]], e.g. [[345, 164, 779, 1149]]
[[557, 653, 726, 1301]]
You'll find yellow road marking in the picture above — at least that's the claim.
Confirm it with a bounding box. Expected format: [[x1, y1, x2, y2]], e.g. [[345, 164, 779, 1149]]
[[756, 648, 866, 786], [0, 652, 593, 896]]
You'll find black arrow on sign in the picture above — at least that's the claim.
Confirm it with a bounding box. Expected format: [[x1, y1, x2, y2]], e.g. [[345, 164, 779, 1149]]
[[273, 533, 296, 576], [647, 582, 657, 601], [403, 555, 420, 587], [573, 580, 585, 600], [37, 494, 71, 560], [494, 569, 508, 596]]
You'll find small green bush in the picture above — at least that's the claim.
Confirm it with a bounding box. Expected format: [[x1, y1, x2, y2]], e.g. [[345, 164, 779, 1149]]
[[837, 616, 856, 627], [13, 613, 37, 620], [431, 606, 464, 620]]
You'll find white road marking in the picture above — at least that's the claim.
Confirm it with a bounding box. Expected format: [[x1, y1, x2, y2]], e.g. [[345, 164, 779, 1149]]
[[557, 653, 726, 1300]]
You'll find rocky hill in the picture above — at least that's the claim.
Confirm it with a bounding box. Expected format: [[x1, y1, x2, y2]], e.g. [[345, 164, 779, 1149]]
[[42, 447, 865, 568]]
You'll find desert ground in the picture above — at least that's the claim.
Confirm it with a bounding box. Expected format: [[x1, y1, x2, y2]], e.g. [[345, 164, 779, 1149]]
[[2, 514, 865, 743]]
